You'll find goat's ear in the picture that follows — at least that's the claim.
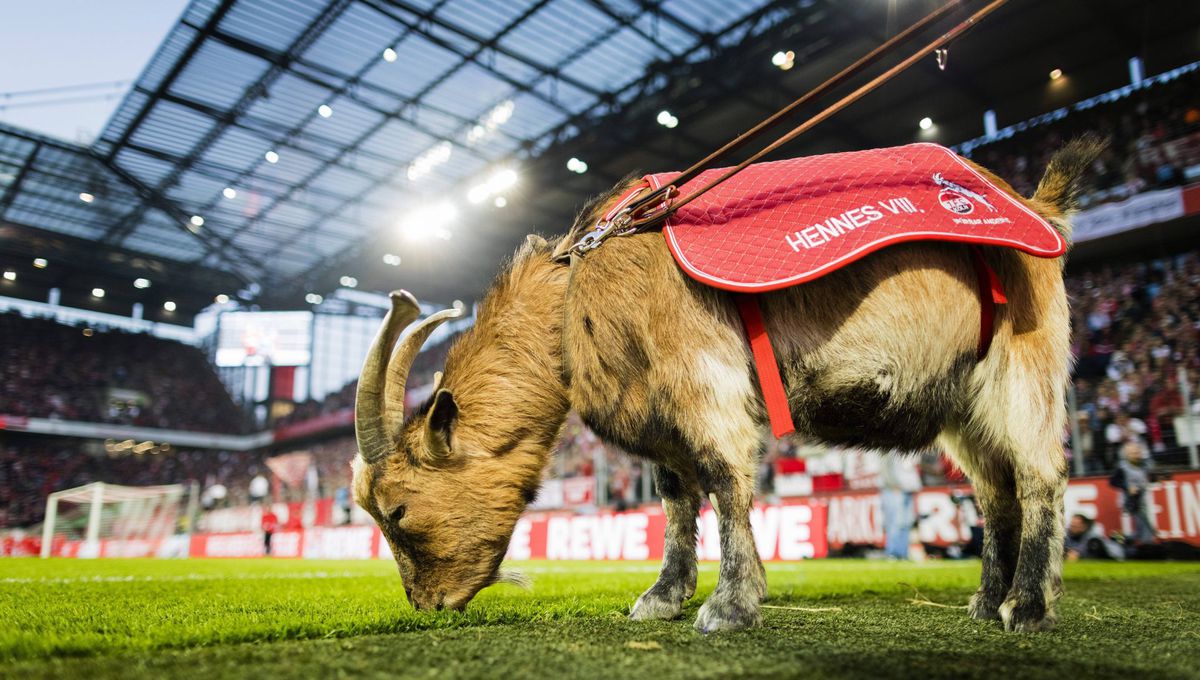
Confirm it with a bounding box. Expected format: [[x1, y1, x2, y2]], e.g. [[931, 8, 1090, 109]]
[[424, 388, 458, 461], [524, 234, 548, 251]]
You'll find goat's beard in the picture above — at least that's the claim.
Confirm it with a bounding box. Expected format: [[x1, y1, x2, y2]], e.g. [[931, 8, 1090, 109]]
[[490, 567, 531, 591]]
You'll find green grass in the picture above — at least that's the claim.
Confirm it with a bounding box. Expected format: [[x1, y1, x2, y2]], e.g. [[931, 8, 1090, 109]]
[[1, 558, 1197, 679]]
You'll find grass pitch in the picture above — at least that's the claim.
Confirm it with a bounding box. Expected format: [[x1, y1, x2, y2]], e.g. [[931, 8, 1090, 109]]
[[1, 558, 1197, 679]]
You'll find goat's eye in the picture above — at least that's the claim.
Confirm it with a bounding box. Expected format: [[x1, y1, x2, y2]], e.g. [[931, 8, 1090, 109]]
[[389, 505, 406, 522]]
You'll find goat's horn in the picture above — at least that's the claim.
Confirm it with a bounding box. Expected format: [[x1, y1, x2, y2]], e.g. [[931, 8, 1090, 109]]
[[383, 306, 464, 434], [355, 291, 422, 463]]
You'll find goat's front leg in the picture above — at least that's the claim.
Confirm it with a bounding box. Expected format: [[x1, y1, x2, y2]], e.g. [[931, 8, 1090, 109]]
[[630, 467, 701, 621], [693, 461, 765, 633]]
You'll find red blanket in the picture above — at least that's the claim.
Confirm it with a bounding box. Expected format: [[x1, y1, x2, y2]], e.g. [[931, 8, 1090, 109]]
[[646, 143, 1063, 292]]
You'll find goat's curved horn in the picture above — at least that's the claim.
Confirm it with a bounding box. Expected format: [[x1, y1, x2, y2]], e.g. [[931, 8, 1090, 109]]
[[355, 291, 422, 463], [383, 306, 464, 433]]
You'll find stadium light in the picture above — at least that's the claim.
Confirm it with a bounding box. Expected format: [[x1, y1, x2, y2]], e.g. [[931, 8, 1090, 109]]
[[339, 276, 358, 288], [1049, 68, 1063, 81], [33, 258, 47, 269], [919, 116, 934, 130], [382, 47, 398, 62], [215, 294, 229, 304], [163, 300, 176, 312], [2, 270, 15, 281], [467, 183, 490, 204], [382, 253, 401, 266], [772, 50, 795, 70], [222, 187, 237, 199], [407, 141, 453, 181], [79, 192, 95, 203], [264, 150, 279, 164], [488, 100, 515, 126], [567, 157, 588, 174], [657, 110, 679, 128], [305, 293, 323, 304], [400, 202, 457, 242], [494, 196, 507, 208], [467, 168, 519, 204], [318, 104, 333, 118], [190, 215, 204, 227], [133, 278, 151, 289], [91, 287, 105, 298]]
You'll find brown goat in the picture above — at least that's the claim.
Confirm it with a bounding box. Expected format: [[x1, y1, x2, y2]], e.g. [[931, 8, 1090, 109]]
[[353, 138, 1104, 632]]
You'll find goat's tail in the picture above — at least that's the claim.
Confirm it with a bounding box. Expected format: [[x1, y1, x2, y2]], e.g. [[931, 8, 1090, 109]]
[[1032, 133, 1109, 242]]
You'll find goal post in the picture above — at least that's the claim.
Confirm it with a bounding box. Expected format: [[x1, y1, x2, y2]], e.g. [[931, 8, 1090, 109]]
[[40, 482, 191, 558]]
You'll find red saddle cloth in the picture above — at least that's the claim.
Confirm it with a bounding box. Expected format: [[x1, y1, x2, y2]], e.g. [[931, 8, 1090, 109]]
[[646, 143, 1064, 292], [633, 143, 1061, 438]]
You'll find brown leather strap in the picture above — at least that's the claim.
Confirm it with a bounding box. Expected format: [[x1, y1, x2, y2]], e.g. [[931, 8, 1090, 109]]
[[622, 0, 1008, 232]]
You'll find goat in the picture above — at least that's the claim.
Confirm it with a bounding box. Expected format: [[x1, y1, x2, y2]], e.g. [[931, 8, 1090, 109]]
[[352, 137, 1104, 632]]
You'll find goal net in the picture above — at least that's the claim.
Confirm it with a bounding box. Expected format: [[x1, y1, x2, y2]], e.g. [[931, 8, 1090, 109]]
[[40, 482, 191, 558]]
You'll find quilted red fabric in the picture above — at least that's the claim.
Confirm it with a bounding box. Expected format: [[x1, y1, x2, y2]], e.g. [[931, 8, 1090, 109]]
[[646, 143, 1063, 292]]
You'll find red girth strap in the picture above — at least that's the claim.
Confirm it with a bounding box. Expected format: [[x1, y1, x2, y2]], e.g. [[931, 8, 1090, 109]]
[[735, 294, 796, 438], [969, 245, 1007, 360], [737, 246, 1006, 439]]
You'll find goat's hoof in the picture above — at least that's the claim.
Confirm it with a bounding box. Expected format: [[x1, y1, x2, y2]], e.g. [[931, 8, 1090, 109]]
[[694, 591, 761, 634], [967, 590, 1003, 621], [630, 587, 684, 621], [999, 596, 1057, 632]]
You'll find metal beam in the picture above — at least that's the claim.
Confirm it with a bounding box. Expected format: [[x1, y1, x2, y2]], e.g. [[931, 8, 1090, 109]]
[[0, 142, 40, 220], [100, 0, 239, 164], [376, 0, 605, 98], [100, 0, 355, 263]]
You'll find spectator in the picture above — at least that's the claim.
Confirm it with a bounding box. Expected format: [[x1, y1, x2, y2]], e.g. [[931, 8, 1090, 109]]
[[1064, 514, 1124, 561], [1110, 441, 1157, 549], [261, 507, 278, 556], [879, 454, 923, 560]]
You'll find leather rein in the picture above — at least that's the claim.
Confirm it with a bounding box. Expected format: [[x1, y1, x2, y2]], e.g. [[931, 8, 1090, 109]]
[[559, 0, 1009, 262]]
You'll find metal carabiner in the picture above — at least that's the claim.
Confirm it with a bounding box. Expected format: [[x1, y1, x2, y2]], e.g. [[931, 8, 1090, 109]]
[[569, 209, 633, 256]]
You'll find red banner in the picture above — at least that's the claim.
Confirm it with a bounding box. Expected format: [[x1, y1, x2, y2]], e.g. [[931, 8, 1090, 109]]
[[18, 472, 1199, 559]]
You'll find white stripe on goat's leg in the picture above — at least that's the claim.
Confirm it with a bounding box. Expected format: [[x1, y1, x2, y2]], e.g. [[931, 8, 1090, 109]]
[[693, 458, 764, 634], [630, 467, 702, 621]]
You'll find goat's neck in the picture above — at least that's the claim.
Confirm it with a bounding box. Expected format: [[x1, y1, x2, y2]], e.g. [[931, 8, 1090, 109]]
[[441, 250, 571, 462]]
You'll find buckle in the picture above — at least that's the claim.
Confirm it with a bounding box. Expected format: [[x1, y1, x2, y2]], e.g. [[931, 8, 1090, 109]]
[[569, 210, 633, 256]]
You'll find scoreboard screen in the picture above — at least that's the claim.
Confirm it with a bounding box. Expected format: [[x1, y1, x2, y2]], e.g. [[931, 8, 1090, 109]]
[[215, 311, 312, 367]]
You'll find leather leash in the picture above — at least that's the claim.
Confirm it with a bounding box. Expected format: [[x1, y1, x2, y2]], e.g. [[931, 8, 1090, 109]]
[[566, 0, 1009, 259], [563, 0, 1012, 439]]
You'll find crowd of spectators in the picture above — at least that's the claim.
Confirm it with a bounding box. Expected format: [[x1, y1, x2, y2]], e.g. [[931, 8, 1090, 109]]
[[966, 67, 1200, 207], [0, 436, 266, 528], [0, 313, 243, 433], [4, 72, 1200, 528], [1069, 249, 1200, 471]]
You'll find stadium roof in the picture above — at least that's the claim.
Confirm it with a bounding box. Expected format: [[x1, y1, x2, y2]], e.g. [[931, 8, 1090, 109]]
[[1, 0, 1197, 319]]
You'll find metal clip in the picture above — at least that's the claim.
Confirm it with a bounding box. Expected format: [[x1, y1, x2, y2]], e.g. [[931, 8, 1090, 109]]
[[569, 209, 633, 256]]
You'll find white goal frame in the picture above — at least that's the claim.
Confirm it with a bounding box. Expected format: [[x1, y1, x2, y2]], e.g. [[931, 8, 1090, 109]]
[[40, 482, 190, 558]]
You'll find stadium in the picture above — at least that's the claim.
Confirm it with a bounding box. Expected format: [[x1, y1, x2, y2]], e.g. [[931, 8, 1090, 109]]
[[1, 0, 1199, 677]]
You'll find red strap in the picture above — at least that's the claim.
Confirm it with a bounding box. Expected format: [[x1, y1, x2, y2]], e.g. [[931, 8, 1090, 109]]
[[969, 245, 1006, 360], [737, 248, 1003, 439], [735, 295, 796, 438]]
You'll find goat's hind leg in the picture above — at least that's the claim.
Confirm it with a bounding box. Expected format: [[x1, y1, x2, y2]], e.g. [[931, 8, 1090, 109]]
[[1001, 445, 1067, 632], [954, 361, 1068, 632], [941, 429, 1020, 621], [630, 467, 701, 621]]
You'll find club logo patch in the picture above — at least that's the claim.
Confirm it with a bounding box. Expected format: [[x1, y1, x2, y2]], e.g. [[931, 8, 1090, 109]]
[[938, 188, 975, 215]]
